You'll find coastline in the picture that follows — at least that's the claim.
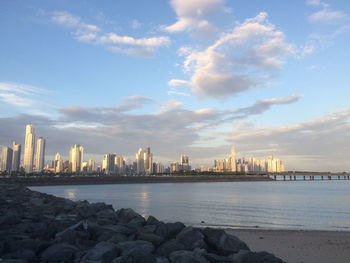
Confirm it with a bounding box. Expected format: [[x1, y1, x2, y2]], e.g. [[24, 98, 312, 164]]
[[0, 175, 272, 186], [226, 228, 350, 263]]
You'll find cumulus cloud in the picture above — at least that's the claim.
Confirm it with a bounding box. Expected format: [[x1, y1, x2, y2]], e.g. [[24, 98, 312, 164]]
[[309, 8, 346, 24], [163, 0, 226, 37], [51, 11, 169, 57], [169, 12, 294, 98]]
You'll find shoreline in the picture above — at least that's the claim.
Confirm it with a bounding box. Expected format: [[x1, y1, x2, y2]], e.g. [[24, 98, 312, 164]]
[[0, 175, 272, 186], [226, 228, 350, 263]]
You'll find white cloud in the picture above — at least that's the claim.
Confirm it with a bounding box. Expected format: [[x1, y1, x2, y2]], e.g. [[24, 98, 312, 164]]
[[169, 12, 294, 98], [164, 0, 225, 34], [131, 19, 142, 29], [51, 11, 169, 57], [0, 82, 48, 107], [101, 33, 170, 47], [309, 8, 346, 24]]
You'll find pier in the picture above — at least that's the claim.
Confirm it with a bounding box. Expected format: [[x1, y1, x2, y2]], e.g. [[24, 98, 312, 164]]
[[269, 173, 350, 181]]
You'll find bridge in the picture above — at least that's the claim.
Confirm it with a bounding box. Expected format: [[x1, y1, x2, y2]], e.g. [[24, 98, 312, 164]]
[[268, 173, 350, 181]]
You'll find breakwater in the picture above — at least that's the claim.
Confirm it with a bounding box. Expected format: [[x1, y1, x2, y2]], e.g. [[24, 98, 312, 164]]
[[0, 184, 284, 262]]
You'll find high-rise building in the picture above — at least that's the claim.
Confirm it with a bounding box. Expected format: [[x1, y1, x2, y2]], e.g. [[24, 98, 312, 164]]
[[103, 153, 116, 175], [1, 146, 13, 172], [69, 144, 84, 173], [88, 159, 95, 173], [11, 142, 21, 172], [24, 124, 35, 173], [231, 146, 237, 172], [180, 154, 191, 171], [35, 137, 46, 172], [136, 148, 145, 175], [55, 153, 63, 173], [144, 147, 153, 175]]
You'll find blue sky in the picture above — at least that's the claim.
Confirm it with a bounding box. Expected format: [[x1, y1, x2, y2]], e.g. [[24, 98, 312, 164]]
[[1, 0, 350, 171]]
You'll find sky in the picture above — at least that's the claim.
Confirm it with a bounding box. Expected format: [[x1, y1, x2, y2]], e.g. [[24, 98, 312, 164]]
[[1, 0, 350, 171]]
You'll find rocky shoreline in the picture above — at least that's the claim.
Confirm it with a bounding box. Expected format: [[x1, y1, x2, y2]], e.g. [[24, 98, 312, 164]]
[[0, 184, 284, 263]]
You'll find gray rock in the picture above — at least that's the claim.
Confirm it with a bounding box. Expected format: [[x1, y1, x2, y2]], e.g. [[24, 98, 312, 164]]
[[169, 249, 209, 263], [116, 208, 143, 223], [155, 223, 168, 239], [146, 215, 160, 225], [124, 248, 156, 263], [136, 232, 164, 247], [7, 249, 36, 262], [156, 257, 170, 263], [0, 210, 21, 225], [238, 251, 285, 263], [117, 240, 154, 256], [203, 252, 233, 263], [155, 239, 186, 257], [102, 224, 135, 236], [41, 242, 79, 262], [166, 222, 185, 239], [176, 227, 206, 250], [97, 209, 119, 225], [111, 256, 133, 263], [108, 233, 129, 244], [82, 241, 119, 263], [202, 228, 249, 255], [29, 197, 44, 206]]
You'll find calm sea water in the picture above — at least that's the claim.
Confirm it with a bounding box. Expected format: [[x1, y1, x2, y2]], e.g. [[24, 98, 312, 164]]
[[31, 180, 350, 231]]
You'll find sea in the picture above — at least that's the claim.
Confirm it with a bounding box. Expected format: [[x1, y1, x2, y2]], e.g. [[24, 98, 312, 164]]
[[31, 180, 350, 231]]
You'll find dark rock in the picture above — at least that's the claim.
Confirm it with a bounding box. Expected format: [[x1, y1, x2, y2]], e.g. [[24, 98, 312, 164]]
[[155, 239, 186, 257], [203, 252, 233, 263], [111, 256, 133, 263], [41, 242, 79, 262], [82, 241, 119, 263], [117, 240, 154, 256], [108, 233, 129, 244], [202, 228, 249, 255], [8, 249, 36, 262], [166, 222, 185, 239], [176, 227, 206, 250], [169, 249, 209, 263], [0, 210, 22, 225], [238, 251, 286, 263], [155, 222, 168, 239], [136, 231, 164, 247], [116, 208, 144, 223], [139, 224, 157, 234], [125, 248, 157, 263], [146, 215, 160, 225], [29, 197, 44, 206], [156, 257, 170, 263], [102, 224, 135, 236], [97, 208, 119, 225]]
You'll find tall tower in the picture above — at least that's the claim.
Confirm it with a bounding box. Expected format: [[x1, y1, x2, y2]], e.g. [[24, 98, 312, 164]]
[[136, 148, 145, 175], [55, 153, 63, 173], [24, 124, 35, 173], [231, 146, 236, 172], [35, 137, 46, 172], [1, 146, 13, 172], [12, 141, 21, 172], [69, 144, 84, 173], [144, 147, 153, 175]]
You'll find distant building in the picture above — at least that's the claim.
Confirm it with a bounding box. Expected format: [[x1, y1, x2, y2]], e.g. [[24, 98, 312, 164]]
[[1, 146, 13, 172], [103, 153, 116, 175], [88, 159, 95, 173], [170, 162, 179, 172], [55, 153, 63, 173], [35, 137, 46, 172], [231, 146, 237, 172], [136, 147, 153, 175], [69, 144, 84, 173], [11, 142, 21, 172], [24, 124, 35, 173], [180, 154, 191, 171]]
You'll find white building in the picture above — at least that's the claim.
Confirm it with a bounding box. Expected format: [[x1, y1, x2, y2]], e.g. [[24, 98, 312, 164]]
[[35, 137, 46, 172], [12, 142, 21, 172], [1, 146, 13, 172], [24, 124, 35, 173], [69, 144, 84, 173]]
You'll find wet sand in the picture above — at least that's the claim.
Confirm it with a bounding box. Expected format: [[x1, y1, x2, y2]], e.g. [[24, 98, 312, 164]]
[[226, 229, 350, 263]]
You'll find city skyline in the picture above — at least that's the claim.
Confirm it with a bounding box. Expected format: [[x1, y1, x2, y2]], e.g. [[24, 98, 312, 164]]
[[1, 1, 350, 171]]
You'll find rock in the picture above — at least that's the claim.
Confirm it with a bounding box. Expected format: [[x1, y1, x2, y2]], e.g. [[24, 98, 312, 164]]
[[111, 256, 133, 263], [108, 233, 129, 244], [169, 249, 209, 263], [139, 224, 157, 234], [8, 249, 36, 262], [102, 224, 135, 236], [41, 243, 79, 262], [156, 257, 170, 263], [82, 241, 119, 263], [237, 251, 286, 263], [124, 248, 157, 263], [176, 227, 206, 250], [166, 222, 185, 239], [116, 208, 143, 223], [202, 228, 249, 255], [29, 197, 44, 206], [146, 215, 160, 225], [155, 239, 186, 257], [203, 252, 233, 263], [117, 240, 154, 256], [155, 223, 168, 239], [136, 232, 164, 247], [0, 210, 21, 225], [97, 209, 119, 225]]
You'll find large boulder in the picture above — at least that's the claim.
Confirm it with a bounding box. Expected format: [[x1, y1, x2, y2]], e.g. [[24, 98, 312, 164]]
[[116, 208, 144, 223], [41, 243, 79, 262], [169, 249, 209, 263], [176, 227, 206, 250], [202, 228, 249, 255], [136, 231, 164, 247], [166, 222, 185, 239], [155, 239, 186, 257], [117, 240, 155, 256], [81, 241, 119, 263]]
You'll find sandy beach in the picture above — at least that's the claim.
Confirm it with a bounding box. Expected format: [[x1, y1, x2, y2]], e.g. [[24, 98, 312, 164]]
[[226, 229, 350, 263]]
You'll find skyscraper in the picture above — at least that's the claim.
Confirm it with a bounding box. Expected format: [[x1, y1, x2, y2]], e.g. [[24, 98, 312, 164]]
[[144, 147, 153, 175], [69, 144, 84, 173], [1, 146, 13, 172], [35, 137, 46, 172], [55, 153, 63, 173], [24, 124, 35, 173], [11, 141, 21, 172], [103, 153, 116, 175], [180, 154, 191, 171], [136, 148, 145, 175], [88, 159, 95, 173], [231, 146, 237, 172]]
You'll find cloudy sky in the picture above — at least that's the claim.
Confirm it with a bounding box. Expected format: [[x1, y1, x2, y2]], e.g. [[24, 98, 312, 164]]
[[1, 0, 350, 171]]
